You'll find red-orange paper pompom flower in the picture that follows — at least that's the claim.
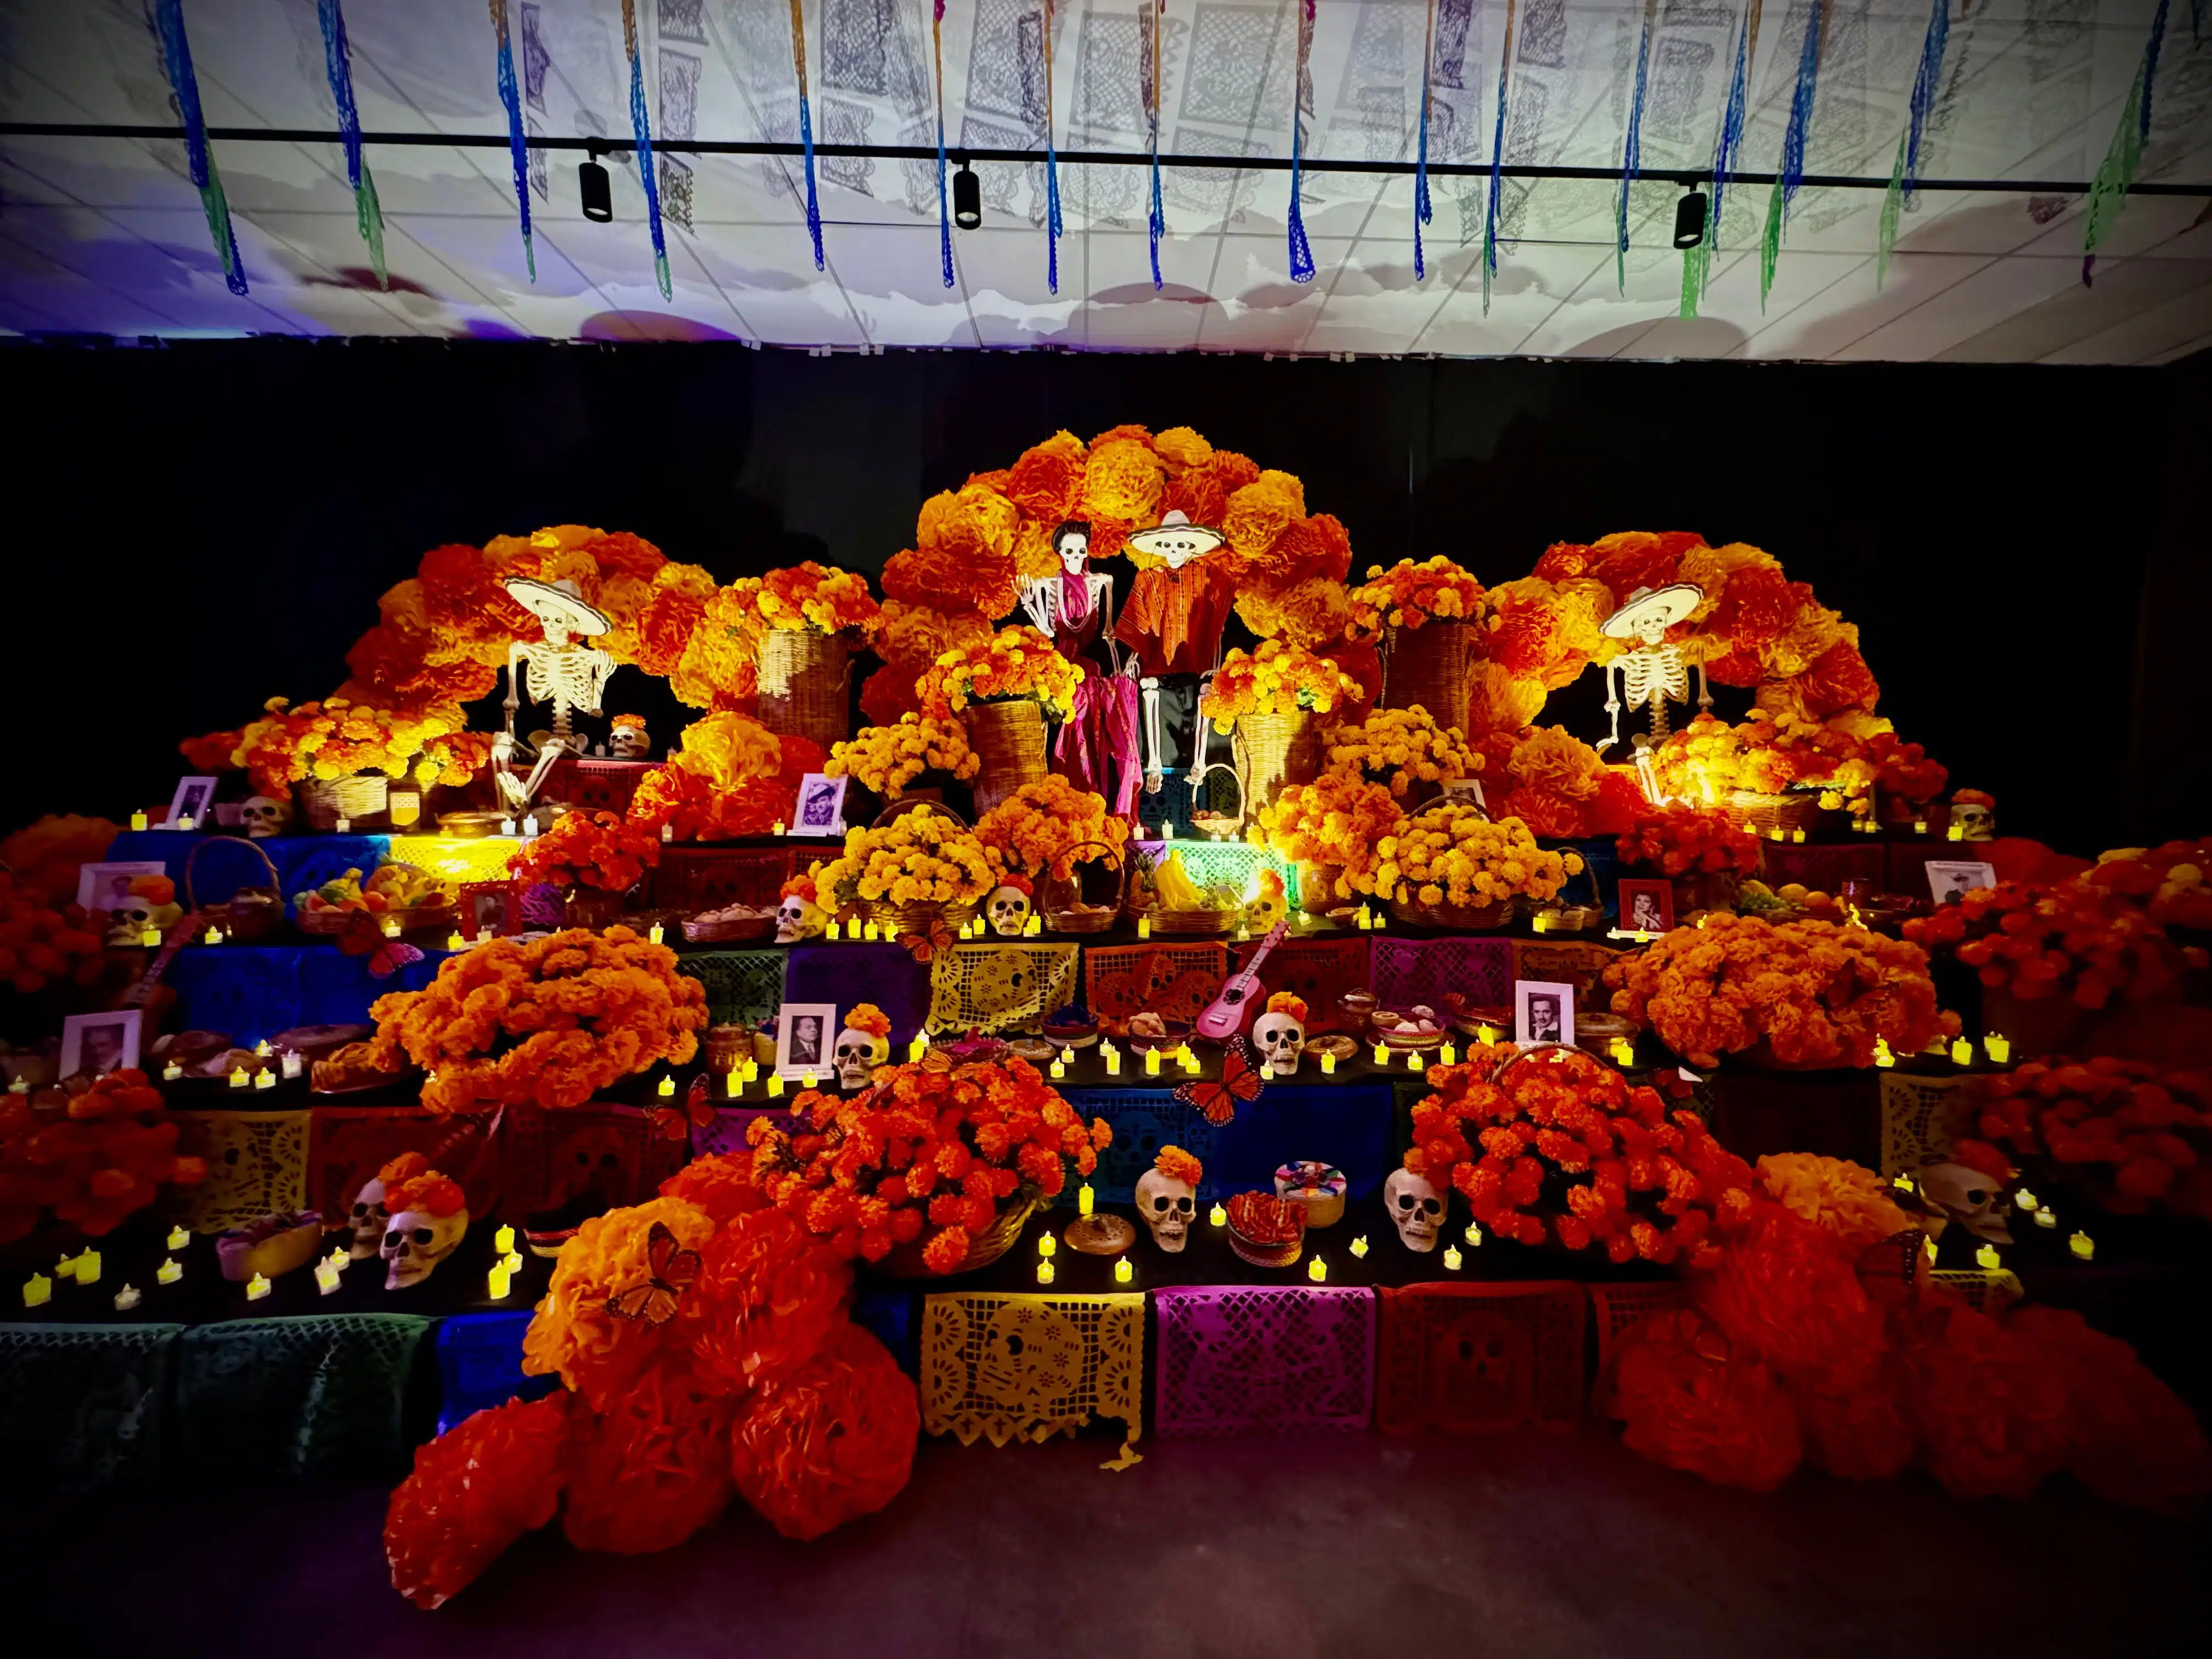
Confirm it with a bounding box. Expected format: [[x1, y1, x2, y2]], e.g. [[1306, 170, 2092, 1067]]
[[1611, 1308, 1803, 1492], [384, 1393, 569, 1610], [684, 1207, 854, 1397], [731, 1323, 920, 1541], [1900, 1294, 2073, 1501], [1690, 1200, 1887, 1394], [561, 1360, 735, 1555]]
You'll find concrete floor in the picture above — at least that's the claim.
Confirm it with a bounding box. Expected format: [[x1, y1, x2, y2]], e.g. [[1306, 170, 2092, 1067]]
[[8, 1428, 2206, 1658]]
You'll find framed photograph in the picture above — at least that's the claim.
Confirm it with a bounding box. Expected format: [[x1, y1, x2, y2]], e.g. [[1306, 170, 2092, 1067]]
[[1514, 980, 1576, 1050], [77, 860, 172, 913], [1925, 860, 1998, 906], [791, 774, 849, 837], [1616, 879, 1674, 937], [166, 775, 219, 830], [459, 881, 523, 940], [60, 1009, 142, 1079], [775, 1003, 838, 1079], [1438, 778, 1489, 815]]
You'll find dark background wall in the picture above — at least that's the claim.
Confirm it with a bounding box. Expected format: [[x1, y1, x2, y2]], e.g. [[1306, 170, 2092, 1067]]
[[9, 339, 2202, 854]]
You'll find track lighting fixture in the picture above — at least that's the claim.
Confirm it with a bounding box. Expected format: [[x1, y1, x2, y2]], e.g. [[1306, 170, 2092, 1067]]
[[1672, 183, 1708, 250], [952, 159, 981, 231]]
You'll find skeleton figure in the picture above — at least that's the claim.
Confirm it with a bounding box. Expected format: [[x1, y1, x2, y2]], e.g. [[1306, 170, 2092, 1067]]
[[833, 1023, 889, 1090], [1385, 1165, 1446, 1252], [240, 794, 294, 838], [1915, 1161, 2013, 1245], [1123, 511, 1230, 795], [986, 882, 1033, 938], [492, 578, 618, 813], [1596, 584, 1710, 798], [381, 1200, 470, 1290], [776, 893, 828, 945], [1016, 525, 1120, 657], [1133, 1165, 1196, 1252], [1251, 1003, 1306, 1076]]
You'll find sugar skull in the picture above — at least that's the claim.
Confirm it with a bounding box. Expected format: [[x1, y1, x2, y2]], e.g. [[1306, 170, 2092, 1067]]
[[381, 1200, 470, 1290], [346, 1152, 432, 1261], [608, 716, 650, 760], [776, 890, 828, 945], [1135, 1144, 1203, 1252], [1949, 789, 1995, 842], [104, 884, 182, 947], [834, 1003, 892, 1090], [1915, 1161, 2012, 1245], [240, 794, 294, 838], [1251, 992, 1307, 1076], [986, 879, 1034, 938], [1385, 1165, 1445, 1252]]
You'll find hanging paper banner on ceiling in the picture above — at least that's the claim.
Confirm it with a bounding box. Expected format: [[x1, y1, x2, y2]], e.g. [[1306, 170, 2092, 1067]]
[[619, 0, 673, 300], [1878, 0, 1949, 289], [1144, 0, 1166, 289], [933, 1, 952, 288], [1413, 0, 1436, 280], [788, 0, 825, 269], [317, 0, 385, 290], [1043, 0, 1064, 294], [1684, 0, 1759, 318], [154, 0, 247, 296], [1482, 0, 1519, 314], [2083, 0, 2171, 286], [1616, 0, 1657, 294], [1288, 0, 1316, 283], [487, 0, 535, 281], [1759, 0, 1828, 306]]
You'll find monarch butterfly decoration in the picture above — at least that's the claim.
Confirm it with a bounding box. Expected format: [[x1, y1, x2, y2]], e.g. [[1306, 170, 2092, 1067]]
[[337, 912, 425, 979], [899, 914, 958, 964], [1173, 1034, 1268, 1127], [605, 1221, 702, 1327], [646, 1075, 716, 1143]]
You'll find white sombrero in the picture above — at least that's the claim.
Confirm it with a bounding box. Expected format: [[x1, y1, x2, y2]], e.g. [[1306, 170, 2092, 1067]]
[[504, 576, 611, 638], [1125, 509, 1226, 558], [1600, 582, 1704, 639]]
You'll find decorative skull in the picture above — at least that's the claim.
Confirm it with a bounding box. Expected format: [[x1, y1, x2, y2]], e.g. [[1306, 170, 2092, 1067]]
[[104, 893, 160, 947], [775, 893, 827, 945], [380, 1200, 470, 1290], [1135, 1166, 1197, 1252], [834, 1024, 889, 1090], [986, 881, 1033, 938], [607, 718, 650, 760], [240, 794, 294, 838], [1949, 791, 1995, 842], [1385, 1165, 1445, 1252], [1915, 1161, 2012, 1245], [1251, 993, 1307, 1076], [346, 1171, 396, 1260]]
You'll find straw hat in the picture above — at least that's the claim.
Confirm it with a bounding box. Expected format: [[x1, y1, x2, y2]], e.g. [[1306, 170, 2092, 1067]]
[[504, 576, 611, 638], [1599, 582, 1703, 640], [1125, 509, 1226, 560]]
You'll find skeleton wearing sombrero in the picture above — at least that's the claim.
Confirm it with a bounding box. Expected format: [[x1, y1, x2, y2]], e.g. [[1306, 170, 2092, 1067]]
[[1114, 510, 1235, 797], [1597, 583, 1711, 802], [492, 577, 618, 812]]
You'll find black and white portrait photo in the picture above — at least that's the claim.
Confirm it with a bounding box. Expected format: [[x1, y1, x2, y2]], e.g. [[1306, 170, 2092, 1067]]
[[1926, 861, 1997, 907], [1617, 879, 1673, 938], [167, 775, 218, 830], [775, 1003, 838, 1077], [791, 773, 848, 837], [60, 1010, 143, 1080], [1515, 980, 1576, 1050]]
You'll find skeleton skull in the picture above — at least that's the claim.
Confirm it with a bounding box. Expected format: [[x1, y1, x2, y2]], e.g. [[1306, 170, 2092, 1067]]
[[240, 794, 294, 838], [775, 895, 827, 945], [1950, 800, 1995, 841], [1915, 1162, 2012, 1245], [834, 1025, 889, 1090], [1251, 1010, 1306, 1075], [1057, 529, 1090, 575], [608, 723, 650, 760], [986, 884, 1032, 938], [380, 1201, 470, 1290], [1133, 1166, 1196, 1252], [347, 1172, 394, 1260], [105, 894, 160, 947], [1385, 1165, 1446, 1252]]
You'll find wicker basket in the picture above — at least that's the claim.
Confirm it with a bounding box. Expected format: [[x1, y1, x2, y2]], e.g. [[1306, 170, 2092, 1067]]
[[1039, 839, 1127, 934], [1296, 861, 1345, 915], [1380, 619, 1477, 723], [1390, 894, 1512, 932], [185, 837, 285, 943], [1724, 789, 1822, 837], [562, 888, 634, 930], [756, 628, 853, 754], [1233, 709, 1323, 817], [876, 1197, 1037, 1278], [965, 699, 1050, 817], [298, 775, 389, 832], [864, 898, 981, 938]]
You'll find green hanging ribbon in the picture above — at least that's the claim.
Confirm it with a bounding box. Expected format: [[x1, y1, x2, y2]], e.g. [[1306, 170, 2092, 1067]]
[[1876, 131, 1904, 288], [1679, 235, 1707, 318], [2083, 0, 2169, 285]]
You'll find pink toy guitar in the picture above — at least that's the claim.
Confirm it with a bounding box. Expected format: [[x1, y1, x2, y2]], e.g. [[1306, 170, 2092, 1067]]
[[1195, 920, 1288, 1041]]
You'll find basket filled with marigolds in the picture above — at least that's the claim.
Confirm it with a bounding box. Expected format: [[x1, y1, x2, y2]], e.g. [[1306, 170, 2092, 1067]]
[[917, 628, 1082, 816], [972, 776, 1131, 933], [826, 713, 979, 806], [1347, 557, 1486, 719], [809, 807, 1000, 939], [1955, 1058, 2212, 1227], [729, 562, 881, 754], [1604, 912, 1956, 1073], [1405, 1046, 1758, 1264], [1247, 773, 1403, 914], [0, 1068, 208, 1248], [1615, 803, 1765, 917], [1200, 642, 1365, 815], [508, 810, 662, 929], [744, 1054, 1112, 1277], [1323, 705, 1481, 809], [1372, 805, 1582, 932]]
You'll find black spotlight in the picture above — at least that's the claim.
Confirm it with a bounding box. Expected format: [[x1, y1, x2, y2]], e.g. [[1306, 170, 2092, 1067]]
[[952, 161, 982, 230], [580, 151, 613, 222], [1672, 184, 1708, 250]]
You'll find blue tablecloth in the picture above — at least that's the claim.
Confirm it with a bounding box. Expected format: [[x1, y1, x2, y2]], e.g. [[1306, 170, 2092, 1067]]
[[433, 1311, 557, 1435], [165, 944, 449, 1043], [106, 830, 392, 916], [1060, 1082, 1396, 1204], [781, 941, 930, 1045]]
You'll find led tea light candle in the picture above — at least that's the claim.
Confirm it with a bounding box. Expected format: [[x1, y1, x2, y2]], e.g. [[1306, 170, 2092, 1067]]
[[157, 1258, 183, 1285], [1307, 1257, 1328, 1282], [1349, 1235, 1369, 1258], [1319, 1051, 1336, 1075], [1035, 1260, 1054, 1285], [495, 1225, 516, 1255], [315, 1261, 342, 1296], [1077, 1184, 1095, 1217], [1113, 1257, 1133, 1284], [2035, 1208, 2057, 1229], [1984, 1034, 2012, 1064], [647, 922, 665, 945], [1037, 1233, 1056, 1258], [1974, 1244, 2001, 1270], [131, 811, 148, 831], [657, 1075, 676, 1098], [246, 1272, 272, 1301], [1438, 1043, 1457, 1067], [1949, 1037, 1973, 1066], [22, 1273, 50, 1308], [114, 1285, 142, 1311], [167, 1226, 189, 1251], [1209, 1203, 1227, 1228], [252, 1069, 275, 1092], [1442, 1245, 1463, 1272], [2069, 1231, 2094, 1260]]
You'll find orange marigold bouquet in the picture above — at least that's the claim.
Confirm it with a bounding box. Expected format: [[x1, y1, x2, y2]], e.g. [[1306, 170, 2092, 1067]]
[[1474, 725, 1646, 840], [509, 810, 662, 894], [1649, 710, 1875, 814], [1367, 803, 1583, 907], [1346, 556, 1485, 640], [1956, 1058, 2212, 1222], [827, 713, 979, 797], [228, 696, 480, 799], [368, 927, 707, 1115], [1404, 1047, 1756, 1263], [0, 872, 105, 996], [1605, 913, 1955, 1069], [0, 1068, 207, 1242], [1903, 871, 2203, 1010], [2084, 842, 2212, 932], [972, 775, 1131, 881], [810, 814, 999, 909], [733, 562, 881, 636], [1323, 706, 1481, 797], [744, 1056, 1111, 1270], [1246, 774, 1403, 899], [629, 712, 819, 841], [917, 627, 1082, 721], [1616, 804, 1766, 878], [1200, 641, 1364, 731]]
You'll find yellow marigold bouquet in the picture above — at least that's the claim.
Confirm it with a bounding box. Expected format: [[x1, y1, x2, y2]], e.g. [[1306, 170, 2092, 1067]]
[[1324, 706, 1481, 797], [1347, 556, 1485, 641], [917, 627, 1081, 721], [1369, 805, 1583, 907], [1650, 711, 1872, 809], [1200, 641, 1364, 732], [827, 713, 979, 797], [735, 561, 881, 635], [368, 927, 708, 1115], [810, 814, 1000, 909], [1247, 774, 1403, 899], [973, 776, 1131, 880], [1602, 913, 1956, 1070], [232, 696, 477, 799]]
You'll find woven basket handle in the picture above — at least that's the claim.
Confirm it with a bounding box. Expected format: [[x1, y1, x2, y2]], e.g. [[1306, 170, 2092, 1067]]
[[184, 834, 280, 913]]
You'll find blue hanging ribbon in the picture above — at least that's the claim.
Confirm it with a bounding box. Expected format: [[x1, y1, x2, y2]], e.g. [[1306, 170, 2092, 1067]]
[[1482, 0, 1517, 313], [317, 0, 386, 287], [1616, 0, 1656, 293], [1903, 0, 1947, 202], [1044, 1, 1062, 294], [1704, 6, 1750, 276], [934, 3, 952, 287], [1777, 1, 1822, 216], [1147, 0, 1165, 290], [790, 0, 824, 269], [154, 0, 246, 295], [622, 1, 672, 300], [489, 0, 535, 280], [1287, 0, 1315, 282], [1413, 0, 1435, 279]]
